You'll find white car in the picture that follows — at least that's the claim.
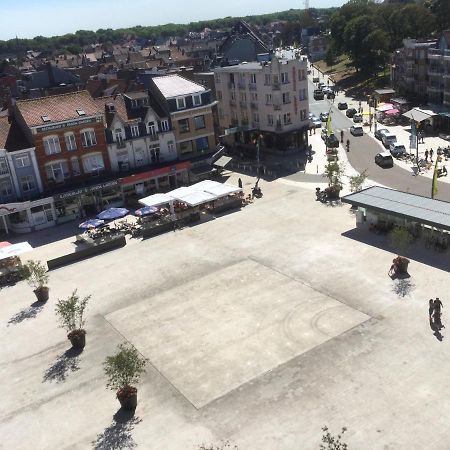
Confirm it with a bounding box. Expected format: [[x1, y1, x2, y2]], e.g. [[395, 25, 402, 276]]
[[389, 143, 406, 157], [382, 133, 397, 148], [350, 125, 363, 136]]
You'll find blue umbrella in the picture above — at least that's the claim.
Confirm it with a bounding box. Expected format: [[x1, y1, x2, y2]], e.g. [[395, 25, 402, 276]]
[[96, 207, 129, 221], [134, 206, 158, 217], [79, 219, 105, 229]]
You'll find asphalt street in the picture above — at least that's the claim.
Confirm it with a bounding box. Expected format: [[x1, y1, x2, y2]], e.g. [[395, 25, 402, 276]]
[[308, 80, 450, 201]]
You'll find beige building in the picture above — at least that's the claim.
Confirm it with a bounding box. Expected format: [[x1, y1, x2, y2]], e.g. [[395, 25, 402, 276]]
[[214, 51, 309, 153]]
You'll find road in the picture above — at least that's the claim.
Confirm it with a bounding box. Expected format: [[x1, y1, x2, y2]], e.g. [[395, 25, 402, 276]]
[[308, 80, 450, 201]]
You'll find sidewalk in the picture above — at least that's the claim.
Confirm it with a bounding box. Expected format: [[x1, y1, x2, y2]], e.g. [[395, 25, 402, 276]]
[[309, 61, 450, 186]]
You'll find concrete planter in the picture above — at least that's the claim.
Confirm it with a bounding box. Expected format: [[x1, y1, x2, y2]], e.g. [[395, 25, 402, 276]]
[[68, 329, 86, 350], [117, 386, 137, 410], [34, 286, 49, 302]]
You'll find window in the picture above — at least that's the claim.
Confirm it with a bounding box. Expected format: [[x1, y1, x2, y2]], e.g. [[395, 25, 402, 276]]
[[217, 90, 222, 100], [168, 141, 175, 154], [253, 112, 259, 123], [180, 140, 193, 154], [251, 92, 258, 102], [267, 114, 274, 126], [298, 69, 305, 81], [282, 92, 290, 104], [176, 97, 186, 109], [283, 113, 292, 125], [71, 157, 81, 176], [281, 72, 289, 84], [65, 133, 77, 151], [83, 154, 105, 174], [15, 154, 31, 168], [20, 175, 35, 192], [300, 109, 307, 121], [299, 89, 307, 101], [240, 92, 247, 102], [115, 128, 124, 143], [214, 73, 221, 83], [45, 161, 69, 183], [196, 136, 209, 152], [230, 91, 236, 100], [130, 124, 140, 138], [178, 118, 190, 133], [0, 180, 13, 197], [265, 93, 272, 105], [80, 129, 97, 148], [0, 157, 8, 175], [148, 121, 157, 135], [264, 74, 271, 85], [250, 73, 257, 84], [160, 120, 169, 132], [194, 115, 205, 129], [239, 73, 245, 83], [43, 136, 61, 155], [192, 94, 201, 106]]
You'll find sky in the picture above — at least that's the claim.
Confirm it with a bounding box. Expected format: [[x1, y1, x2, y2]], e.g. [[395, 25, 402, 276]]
[[0, 0, 347, 40]]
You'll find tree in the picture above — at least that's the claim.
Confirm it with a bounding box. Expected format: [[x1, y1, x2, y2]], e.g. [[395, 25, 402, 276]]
[[320, 426, 348, 450], [389, 226, 414, 253], [429, 0, 450, 31], [348, 170, 368, 192], [325, 46, 337, 68]]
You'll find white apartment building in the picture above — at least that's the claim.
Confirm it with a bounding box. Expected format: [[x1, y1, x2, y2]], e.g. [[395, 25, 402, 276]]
[[214, 51, 309, 153]]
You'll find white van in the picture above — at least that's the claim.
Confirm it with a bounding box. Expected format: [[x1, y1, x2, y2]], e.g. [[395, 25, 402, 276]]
[[382, 133, 397, 148]]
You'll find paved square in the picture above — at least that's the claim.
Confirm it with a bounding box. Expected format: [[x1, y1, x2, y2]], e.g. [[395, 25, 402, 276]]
[[106, 259, 370, 408]]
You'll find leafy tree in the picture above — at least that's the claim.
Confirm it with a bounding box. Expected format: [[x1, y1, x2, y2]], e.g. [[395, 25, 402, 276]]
[[320, 426, 348, 450], [428, 0, 450, 31], [348, 169, 368, 192]]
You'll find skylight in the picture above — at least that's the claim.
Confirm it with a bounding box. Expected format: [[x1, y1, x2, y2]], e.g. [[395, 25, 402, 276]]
[[76, 109, 86, 116], [41, 115, 51, 122]]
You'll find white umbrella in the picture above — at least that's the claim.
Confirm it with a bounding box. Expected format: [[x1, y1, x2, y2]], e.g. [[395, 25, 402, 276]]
[[0, 242, 33, 261]]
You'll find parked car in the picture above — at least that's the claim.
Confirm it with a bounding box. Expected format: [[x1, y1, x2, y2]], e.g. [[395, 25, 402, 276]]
[[326, 134, 340, 148], [318, 82, 326, 90], [375, 151, 394, 168], [350, 125, 364, 136], [320, 112, 329, 122], [321, 128, 328, 141], [327, 92, 335, 100], [353, 113, 363, 123], [313, 89, 325, 100], [310, 115, 322, 128], [337, 102, 348, 110], [389, 143, 406, 157], [382, 133, 397, 148], [322, 87, 332, 94], [375, 128, 389, 140], [346, 108, 357, 118]]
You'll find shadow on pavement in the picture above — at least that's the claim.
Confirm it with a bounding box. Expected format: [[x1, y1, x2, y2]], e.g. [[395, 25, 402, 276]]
[[92, 408, 141, 450], [342, 227, 450, 273], [43, 347, 83, 383], [7, 300, 45, 326]]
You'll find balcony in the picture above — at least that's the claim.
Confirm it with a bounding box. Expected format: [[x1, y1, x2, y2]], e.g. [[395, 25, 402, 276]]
[[0, 167, 9, 176], [115, 140, 126, 149], [248, 83, 257, 91], [148, 133, 159, 142]]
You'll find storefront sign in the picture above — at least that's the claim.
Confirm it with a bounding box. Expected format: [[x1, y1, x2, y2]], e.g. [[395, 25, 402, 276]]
[[0, 201, 31, 216], [54, 180, 120, 201], [36, 117, 99, 133]]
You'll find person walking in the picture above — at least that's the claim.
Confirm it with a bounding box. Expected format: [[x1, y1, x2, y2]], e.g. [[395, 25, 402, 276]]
[[340, 130, 344, 143], [429, 299, 435, 320], [430, 148, 434, 162], [238, 178, 243, 189], [425, 149, 429, 162], [434, 298, 444, 330]]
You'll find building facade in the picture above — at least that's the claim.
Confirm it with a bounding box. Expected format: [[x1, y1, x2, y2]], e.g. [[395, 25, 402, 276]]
[[149, 75, 218, 162], [427, 32, 450, 107], [214, 52, 309, 153]]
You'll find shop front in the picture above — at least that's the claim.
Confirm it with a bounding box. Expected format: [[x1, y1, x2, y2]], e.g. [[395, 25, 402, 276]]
[[0, 198, 56, 234], [53, 180, 123, 223], [120, 162, 192, 201]]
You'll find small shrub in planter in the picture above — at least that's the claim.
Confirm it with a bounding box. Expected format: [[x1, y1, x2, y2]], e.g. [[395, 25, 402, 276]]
[[18, 260, 49, 302], [104, 343, 148, 410], [55, 290, 90, 350]]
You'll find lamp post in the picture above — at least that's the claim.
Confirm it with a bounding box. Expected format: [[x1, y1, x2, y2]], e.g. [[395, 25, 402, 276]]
[[256, 134, 262, 178]]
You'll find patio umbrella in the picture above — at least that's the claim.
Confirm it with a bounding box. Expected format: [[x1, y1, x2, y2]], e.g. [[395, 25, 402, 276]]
[[96, 207, 129, 221], [377, 103, 394, 112], [134, 206, 159, 217], [0, 242, 33, 260], [79, 219, 105, 229], [385, 108, 400, 115]]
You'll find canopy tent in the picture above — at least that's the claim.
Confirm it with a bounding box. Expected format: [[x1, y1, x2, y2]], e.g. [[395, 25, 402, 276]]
[[377, 103, 393, 112], [195, 180, 242, 198], [385, 109, 400, 115], [79, 219, 105, 229], [176, 191, 217, 207], [403, 108, 434, 123], [138, 193, 175, 207], [0, 242, 33, 261], [213, 156, 232, 169]]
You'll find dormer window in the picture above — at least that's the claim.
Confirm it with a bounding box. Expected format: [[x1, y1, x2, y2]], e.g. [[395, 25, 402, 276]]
[[176, 97, 186, 109], [76, 109, 86, 116], [192, 94, 201, 106], [41, 115, 51, 122]]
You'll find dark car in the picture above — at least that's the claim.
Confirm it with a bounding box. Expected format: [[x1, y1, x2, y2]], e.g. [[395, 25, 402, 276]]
[[326, 134, 340, 148], [346, 108, 357, 118], [337, 102, 348, 110], [375, 152, 394, 168], [375, 128, 389, 140], [327, 92, 335, 99], [320, 112, 329, 122], [313, 89, 325, 100]]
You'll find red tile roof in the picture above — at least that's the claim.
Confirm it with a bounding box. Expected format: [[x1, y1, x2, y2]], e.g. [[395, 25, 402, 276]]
[[94, 95, 129, 126], [16, 90, 103, 128]]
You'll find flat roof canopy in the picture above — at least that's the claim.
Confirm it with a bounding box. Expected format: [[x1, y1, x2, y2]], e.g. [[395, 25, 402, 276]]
[[402, 107, 435, 122], [342, 186, 450, 231]]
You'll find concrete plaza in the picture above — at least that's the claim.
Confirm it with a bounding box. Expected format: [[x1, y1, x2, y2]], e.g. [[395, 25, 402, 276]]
[[1, 172, 449, 450]]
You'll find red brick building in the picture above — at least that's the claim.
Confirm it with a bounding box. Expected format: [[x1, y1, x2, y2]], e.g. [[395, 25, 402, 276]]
[[14, 91, 109, 191]]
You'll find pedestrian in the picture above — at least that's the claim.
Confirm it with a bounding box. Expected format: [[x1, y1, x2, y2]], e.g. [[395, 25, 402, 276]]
[[340, 130, 344, 143], [425, 149, 429, 162], [434, 298, 444, 330], [430, 148, 434, 162], [238, 178, 243, 189], [308, 144, 312, 154], [429, 299, 435, 320]]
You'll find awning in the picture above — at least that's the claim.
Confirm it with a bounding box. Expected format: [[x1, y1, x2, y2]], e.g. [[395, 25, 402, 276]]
[[403, 108, 434, 122], [0, 242, 33, 260], [120, 162, 191, 186], [176, 191, 216, 207], [213, 156, 232, 168], [139, 193, 174, 207]]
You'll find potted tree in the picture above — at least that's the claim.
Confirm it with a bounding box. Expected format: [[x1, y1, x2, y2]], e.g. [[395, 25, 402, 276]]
[[104, 343, 148, 410], [389, 226, 413, 274], [324, 161, 345, 199], [19, 260, 50, 302], [55, 290, 90, 350]]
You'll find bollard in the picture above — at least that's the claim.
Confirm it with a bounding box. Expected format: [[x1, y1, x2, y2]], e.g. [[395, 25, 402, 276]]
[[316, 165, 318, 174]]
